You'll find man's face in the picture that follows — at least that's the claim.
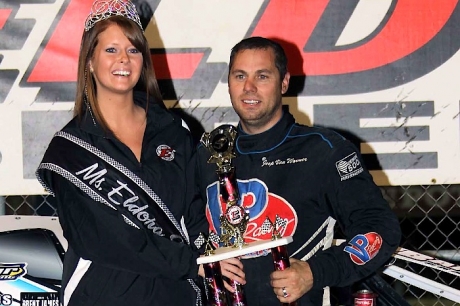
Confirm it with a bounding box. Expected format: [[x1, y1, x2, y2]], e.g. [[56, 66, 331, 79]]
[[228, 48, 290, 135]]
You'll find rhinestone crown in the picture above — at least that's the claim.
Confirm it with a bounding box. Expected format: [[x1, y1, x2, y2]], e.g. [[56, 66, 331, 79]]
[[84, 0, 143, 32]]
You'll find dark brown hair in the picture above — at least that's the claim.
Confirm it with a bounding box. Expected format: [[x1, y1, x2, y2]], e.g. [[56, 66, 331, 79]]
[[229, 36, 288, 80]]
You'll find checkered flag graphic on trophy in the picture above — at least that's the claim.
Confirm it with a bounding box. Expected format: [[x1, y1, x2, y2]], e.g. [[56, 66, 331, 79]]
[[194, 232, 206, 249], [275, 215, 288, 230], [261, 218, 273, 235], [208, 231, 221, 244]]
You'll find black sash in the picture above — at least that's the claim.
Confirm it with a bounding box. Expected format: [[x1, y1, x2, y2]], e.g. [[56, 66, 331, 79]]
[[37, 131, 187, 244]]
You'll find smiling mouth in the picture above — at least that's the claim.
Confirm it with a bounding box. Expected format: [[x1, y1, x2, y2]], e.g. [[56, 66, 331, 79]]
[[113, 71, 131, 76], [243, 99, 260, 105]]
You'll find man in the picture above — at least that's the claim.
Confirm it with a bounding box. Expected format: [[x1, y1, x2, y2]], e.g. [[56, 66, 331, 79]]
[[196, 36, 401, 305]]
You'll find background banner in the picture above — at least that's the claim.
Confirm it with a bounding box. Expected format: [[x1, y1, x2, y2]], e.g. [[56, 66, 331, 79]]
[[1, 0, 460, 194]]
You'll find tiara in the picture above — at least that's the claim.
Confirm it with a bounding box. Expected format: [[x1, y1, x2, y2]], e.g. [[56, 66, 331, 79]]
[[84, 0, 143, 32]]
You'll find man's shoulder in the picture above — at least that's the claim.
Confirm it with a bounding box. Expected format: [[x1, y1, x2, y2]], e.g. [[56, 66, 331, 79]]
[[289, 123, 347, 147]]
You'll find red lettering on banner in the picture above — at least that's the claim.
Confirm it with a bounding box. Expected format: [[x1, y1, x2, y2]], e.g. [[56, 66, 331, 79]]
[[252, 0, 457, 75], [27, 0, 204, 83], [152, 53, 204, 79], [0, 9, 12, 30], [28, 0, 91, 82]]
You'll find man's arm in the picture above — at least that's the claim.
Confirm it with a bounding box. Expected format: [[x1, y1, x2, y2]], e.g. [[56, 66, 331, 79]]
[[270, 140, 401, 303], [307, 141, 401, 289]]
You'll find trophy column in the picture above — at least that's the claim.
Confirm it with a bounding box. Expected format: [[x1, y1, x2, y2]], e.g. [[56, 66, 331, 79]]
[[271, 224, 298, 306], [202, 260, 228, 306]]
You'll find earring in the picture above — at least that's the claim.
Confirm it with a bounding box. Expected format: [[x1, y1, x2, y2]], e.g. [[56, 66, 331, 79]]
[[84, 67, 96, 126], [84, 67, 89, 98]]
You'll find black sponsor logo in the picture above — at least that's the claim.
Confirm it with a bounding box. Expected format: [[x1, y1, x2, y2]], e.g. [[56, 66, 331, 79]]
[[20, 292, 59, 306]]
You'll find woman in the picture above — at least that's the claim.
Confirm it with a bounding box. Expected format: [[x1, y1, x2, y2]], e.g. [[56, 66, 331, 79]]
[[36, 1, 244, 305]]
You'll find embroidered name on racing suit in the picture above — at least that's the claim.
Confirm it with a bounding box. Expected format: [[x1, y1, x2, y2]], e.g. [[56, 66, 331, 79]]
[[261, 156, 308, 167]]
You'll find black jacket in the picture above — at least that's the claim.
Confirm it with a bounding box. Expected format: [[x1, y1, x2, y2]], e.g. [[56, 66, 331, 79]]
[[196, 111, 401, 305], [37, 92, 207, 306]]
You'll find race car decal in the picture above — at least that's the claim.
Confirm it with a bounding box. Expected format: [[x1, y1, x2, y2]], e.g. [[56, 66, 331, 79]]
[[0, 264, 27, 281], [0, 292, 12, 305]]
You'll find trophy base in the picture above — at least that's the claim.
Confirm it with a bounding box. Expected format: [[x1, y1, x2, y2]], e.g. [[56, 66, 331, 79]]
[[197, 236, 293, 264]]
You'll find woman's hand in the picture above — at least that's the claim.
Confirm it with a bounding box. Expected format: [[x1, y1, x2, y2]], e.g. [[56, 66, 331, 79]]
[[220, 257, 246, 292], [198, 257, 246, 292]]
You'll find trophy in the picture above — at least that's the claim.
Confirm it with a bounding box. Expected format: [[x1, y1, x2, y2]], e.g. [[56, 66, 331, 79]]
[[270, 219, 298, 306], [198, 124, 295, 306]]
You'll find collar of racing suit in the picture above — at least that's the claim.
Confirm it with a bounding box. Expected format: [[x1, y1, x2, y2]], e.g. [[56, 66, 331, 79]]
[[235, 110, 296, 154]]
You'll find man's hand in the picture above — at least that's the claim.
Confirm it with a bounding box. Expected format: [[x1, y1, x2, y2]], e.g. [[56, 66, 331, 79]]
[[270, 258, 313, 303]]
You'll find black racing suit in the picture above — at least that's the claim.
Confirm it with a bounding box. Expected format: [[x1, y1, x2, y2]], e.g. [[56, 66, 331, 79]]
[[196, 111, 401, 305], [37, 92, 207, 306]]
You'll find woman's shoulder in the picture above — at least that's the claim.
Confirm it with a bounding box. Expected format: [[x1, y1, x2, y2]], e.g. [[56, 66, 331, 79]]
[[46, 116, 96, 146]]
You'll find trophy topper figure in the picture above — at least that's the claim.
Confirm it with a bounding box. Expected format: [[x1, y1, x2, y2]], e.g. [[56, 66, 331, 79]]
[[201, 124, 237, 172], [201, 125, 249, 248]]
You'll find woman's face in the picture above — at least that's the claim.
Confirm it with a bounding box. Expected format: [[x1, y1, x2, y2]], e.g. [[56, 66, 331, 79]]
[[89, 23, 143, 98]]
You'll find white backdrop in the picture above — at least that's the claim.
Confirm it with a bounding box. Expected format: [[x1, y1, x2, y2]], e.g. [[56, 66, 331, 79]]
[[0, 0, 459, 195]]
